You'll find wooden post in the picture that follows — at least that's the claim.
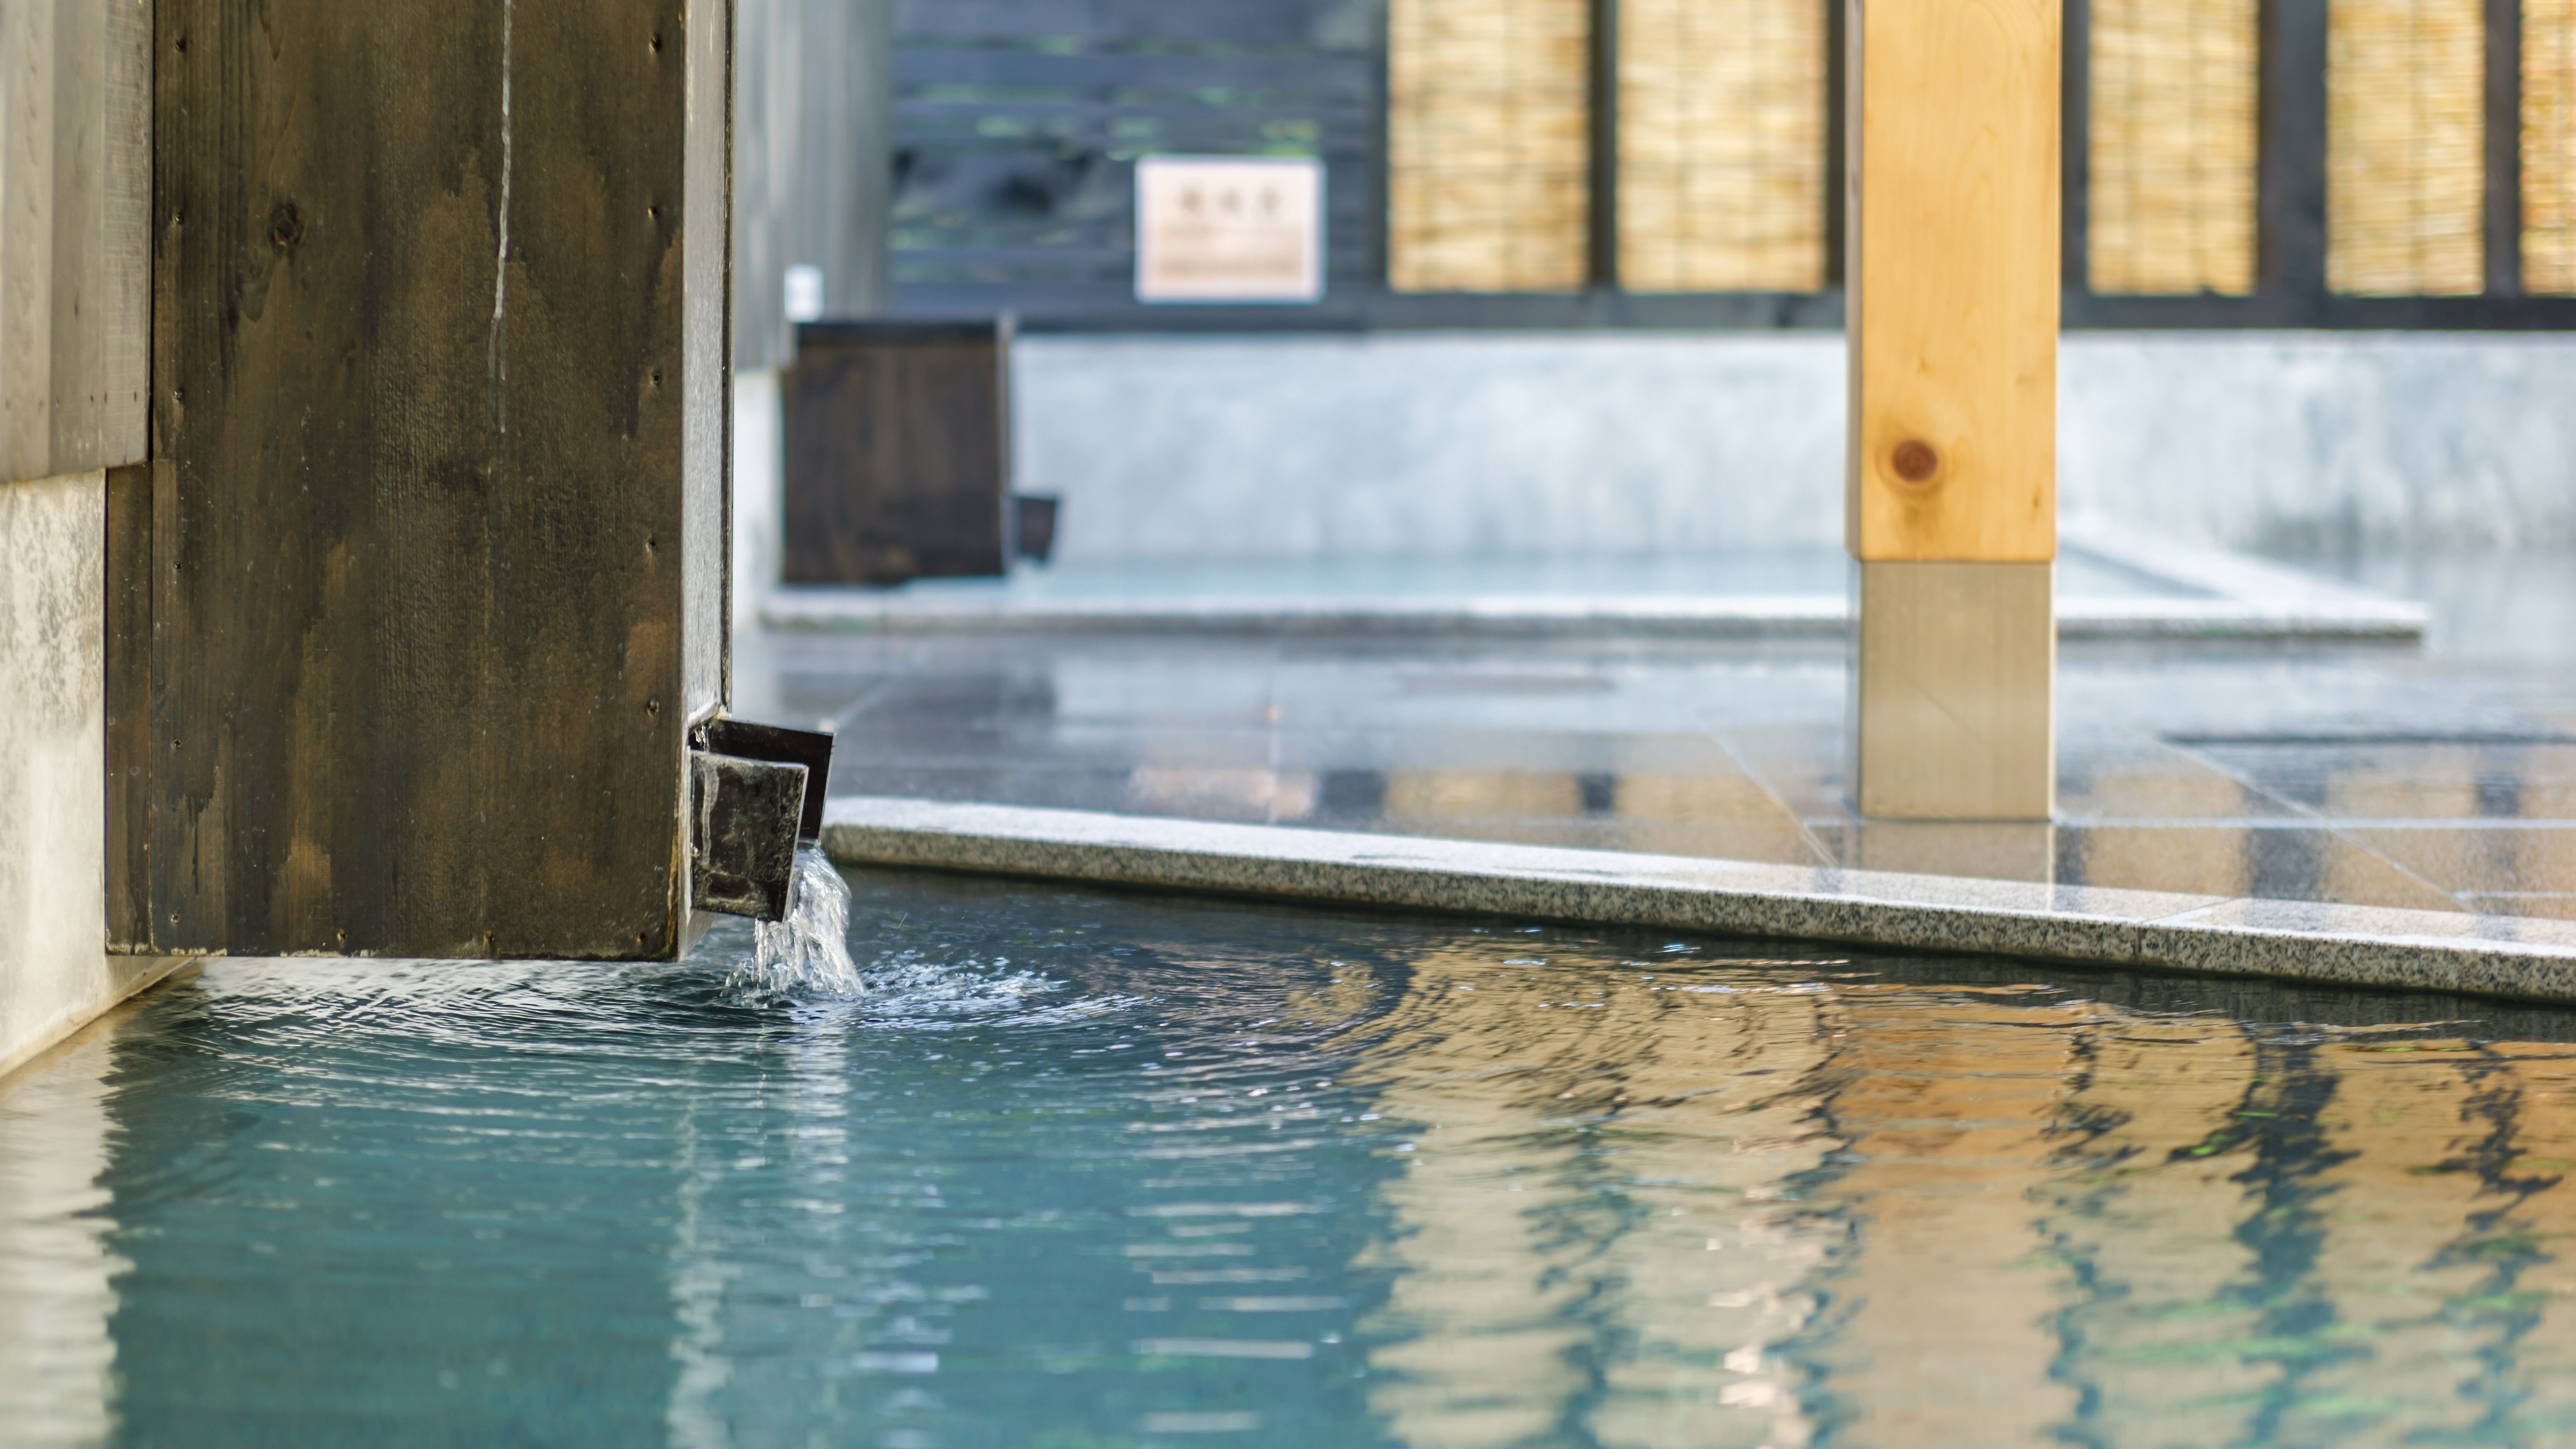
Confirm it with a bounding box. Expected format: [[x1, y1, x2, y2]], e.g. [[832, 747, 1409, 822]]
[[1846, 0, 2060, 820], [117, 0, 732, 958]]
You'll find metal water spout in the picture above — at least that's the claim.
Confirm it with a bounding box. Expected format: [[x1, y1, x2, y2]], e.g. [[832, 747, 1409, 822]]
[[687, 719, 835, 922]]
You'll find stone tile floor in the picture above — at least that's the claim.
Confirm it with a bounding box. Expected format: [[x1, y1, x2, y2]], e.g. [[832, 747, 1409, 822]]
[[734, 548, 2576, 923]]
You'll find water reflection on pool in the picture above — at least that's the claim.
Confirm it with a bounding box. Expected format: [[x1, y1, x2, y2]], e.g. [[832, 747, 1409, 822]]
[[10, 867, 2576, 1446]]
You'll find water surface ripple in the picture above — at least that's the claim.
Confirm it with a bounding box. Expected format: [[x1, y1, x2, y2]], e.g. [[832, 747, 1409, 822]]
[[8, 868, 2576, 1446]]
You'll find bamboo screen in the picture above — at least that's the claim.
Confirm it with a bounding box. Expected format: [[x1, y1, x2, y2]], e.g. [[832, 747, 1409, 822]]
[[1386, 0, 1592, 291], [2086, 0, 2260, 294], [2530, 0, 2576, 292], [1616, 0, 1828, 291], [2327, 0, 2485, 294]]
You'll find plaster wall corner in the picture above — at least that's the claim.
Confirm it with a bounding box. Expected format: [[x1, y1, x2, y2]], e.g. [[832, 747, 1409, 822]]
[[0, 470, 177, 1082]]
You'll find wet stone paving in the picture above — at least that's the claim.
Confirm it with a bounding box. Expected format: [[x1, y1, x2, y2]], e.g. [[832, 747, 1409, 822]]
[[741, 550, 2576, 924]]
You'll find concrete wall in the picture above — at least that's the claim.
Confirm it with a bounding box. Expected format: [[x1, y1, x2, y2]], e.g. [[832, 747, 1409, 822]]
[[0, 473, 176, 1079], [733, 0, 893, 369], [1005, 331, 2576, 562]]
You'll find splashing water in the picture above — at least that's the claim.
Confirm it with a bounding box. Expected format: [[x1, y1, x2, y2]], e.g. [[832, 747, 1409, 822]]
[[729, 847, 864, 997]]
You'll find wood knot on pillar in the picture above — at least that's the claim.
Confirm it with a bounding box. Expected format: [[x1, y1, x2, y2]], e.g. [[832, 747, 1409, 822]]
[[1889, 439, 1939, 484]]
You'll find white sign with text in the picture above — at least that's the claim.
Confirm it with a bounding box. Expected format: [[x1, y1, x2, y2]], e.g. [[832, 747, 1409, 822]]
[[1134, 156, 1324, 304]]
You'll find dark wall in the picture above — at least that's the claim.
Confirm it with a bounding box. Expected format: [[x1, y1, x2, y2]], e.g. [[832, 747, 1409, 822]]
[[887, 0, 1382, 319], [884, 0, 2576, 332]]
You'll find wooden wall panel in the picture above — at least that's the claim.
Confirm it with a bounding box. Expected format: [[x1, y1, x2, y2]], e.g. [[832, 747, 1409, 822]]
[[2328, 0, 2485, 294], [103, 461, 150, 951], [139, 0, 729, 959], [2528, 0, 2576, 293], [1387, 0, 1591, 291], [0, 0, 147, 485], [2087, 0, 2259, 295], [781, 322, 1009, 586], [1845, 0, 2060, 563], [1617, 0, 1828, 292]]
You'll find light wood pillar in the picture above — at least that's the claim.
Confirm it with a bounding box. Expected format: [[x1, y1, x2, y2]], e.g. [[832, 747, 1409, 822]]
[[1845, 0, 2060, 820]]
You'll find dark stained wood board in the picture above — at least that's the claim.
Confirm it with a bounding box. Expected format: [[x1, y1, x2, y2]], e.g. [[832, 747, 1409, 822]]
[[130, 0, 730, 959], [103, 459, 151, 950], [781, 319, 1011, 586]]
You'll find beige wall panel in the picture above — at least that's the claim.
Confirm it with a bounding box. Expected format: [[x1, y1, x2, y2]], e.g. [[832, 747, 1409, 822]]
[[2328, 0, 2485, 295], [1846, 0, 2059, 562], [0, 0, 149, 485], [1618, 0, 1827, 292], [2528, 0, 2576, 293], [1853, 561, 2055, 819], [2087, 0, 2258, 294], [1387, 0, 1590, 291]]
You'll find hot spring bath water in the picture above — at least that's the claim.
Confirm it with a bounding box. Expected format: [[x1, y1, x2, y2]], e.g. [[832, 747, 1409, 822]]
[[11, 862, 2576, 1446]]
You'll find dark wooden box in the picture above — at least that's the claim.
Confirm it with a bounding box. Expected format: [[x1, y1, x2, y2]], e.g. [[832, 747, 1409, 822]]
[[782, 318, 1012, 586]]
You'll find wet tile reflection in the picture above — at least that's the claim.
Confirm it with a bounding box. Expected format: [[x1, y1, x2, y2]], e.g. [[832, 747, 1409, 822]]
[[783, 633, 2576, 914], [2191, 740, 2576, 821]]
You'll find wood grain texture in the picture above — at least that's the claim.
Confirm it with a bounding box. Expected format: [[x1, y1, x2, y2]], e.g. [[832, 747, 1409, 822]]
[[140, 0, 730, 959], [0, 0, 148, 485], [781, 322, 1009, 586], [2525, 0, 2576, 291], [1387, 0, 1592, 291], [1845, 0, 2060, 562], [103, 460, 150, 951], [2087, 0, 2258, 295], [1618, 0, 1828, 291], [2328, 0, 2485, 296]]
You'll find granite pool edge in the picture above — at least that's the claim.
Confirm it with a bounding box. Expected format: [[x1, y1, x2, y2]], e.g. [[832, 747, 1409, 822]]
[[821, 797, 2576, 1004], [762, 592, 2427, 643]]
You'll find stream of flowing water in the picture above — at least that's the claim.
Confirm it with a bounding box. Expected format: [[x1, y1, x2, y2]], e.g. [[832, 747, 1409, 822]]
[[730, 846, 863, 997]]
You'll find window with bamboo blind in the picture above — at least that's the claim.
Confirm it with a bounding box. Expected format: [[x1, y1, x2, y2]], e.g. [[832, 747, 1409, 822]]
[[1616, 0, 1828, 291], [1386, 0, 1591, 291], [2529, 0, 2576, 292], [2086, 0, 2259, 294], [2327, 0, 2485, 294]]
